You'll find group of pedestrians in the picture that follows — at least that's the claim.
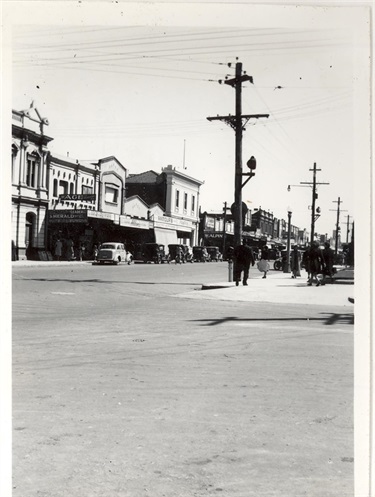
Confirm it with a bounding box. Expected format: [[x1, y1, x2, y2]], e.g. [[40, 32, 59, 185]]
[[233, 241, 270, 286], [54, 237, 87, 261], [232, 240, 335, 287], [302, 241, 335, 286]]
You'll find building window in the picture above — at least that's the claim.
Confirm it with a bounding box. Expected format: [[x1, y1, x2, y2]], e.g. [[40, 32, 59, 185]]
[[82, 185, 93, 195], [70, 183, 74, 194], [191, 195, 195, 214], [53, 179, 58, 197], [105, 185, 118, 204], [26, 154, 38, 188], [175, 190, 180, 210], [59, 180, 69, 195], [184, 193, 188, 212]]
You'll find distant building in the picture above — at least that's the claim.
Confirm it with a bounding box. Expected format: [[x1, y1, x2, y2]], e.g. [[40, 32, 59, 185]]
[[126, 165, 204, 247], [250, 208, 274, 239]]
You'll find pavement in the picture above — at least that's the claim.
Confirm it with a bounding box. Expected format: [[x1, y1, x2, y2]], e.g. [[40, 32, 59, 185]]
[[12, 259, 354, 308], [190, 266, 354, 307]]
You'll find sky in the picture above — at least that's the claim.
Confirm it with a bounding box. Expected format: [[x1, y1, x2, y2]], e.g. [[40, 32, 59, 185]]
[[4, 1, 371, 237]]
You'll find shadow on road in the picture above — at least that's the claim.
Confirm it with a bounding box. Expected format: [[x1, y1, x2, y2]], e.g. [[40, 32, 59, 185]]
[[16, 278, 202, 286], [192, 313, 354, 327]]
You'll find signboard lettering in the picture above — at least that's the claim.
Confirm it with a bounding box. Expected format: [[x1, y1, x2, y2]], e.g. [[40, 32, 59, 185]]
[[59, 194, 96, 201], [49, 210, 88, 223]]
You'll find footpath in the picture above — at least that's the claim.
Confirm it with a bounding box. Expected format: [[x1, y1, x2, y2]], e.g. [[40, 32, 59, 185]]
[[12, 260, 354, 308], [191, 266, 354, 308]]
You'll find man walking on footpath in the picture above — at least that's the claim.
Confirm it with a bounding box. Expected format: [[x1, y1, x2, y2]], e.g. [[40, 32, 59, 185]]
[[322, 241, 335, 285], [233, 240, 255, 286]]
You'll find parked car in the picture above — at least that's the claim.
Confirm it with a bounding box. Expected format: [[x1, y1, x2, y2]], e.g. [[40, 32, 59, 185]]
[[168, 244, 185, 264], [96, 242, 132, 265], [142, 243, 167, 264], [182, 245, 194, 263], [193, 246, 210, 262], [206, 246, 223, 262]]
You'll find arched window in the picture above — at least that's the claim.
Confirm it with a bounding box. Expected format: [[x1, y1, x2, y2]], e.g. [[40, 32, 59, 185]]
[[70, 182, 74, 194], [25, 212, 36, 257], [12, 145, 19, 183]]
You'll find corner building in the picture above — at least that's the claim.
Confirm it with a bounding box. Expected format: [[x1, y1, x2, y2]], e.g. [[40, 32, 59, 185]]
[[11, 107, 53, 260]]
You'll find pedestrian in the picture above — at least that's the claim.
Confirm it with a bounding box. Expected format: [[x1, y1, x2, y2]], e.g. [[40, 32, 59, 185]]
[[233, 240, 255, 286], [306, 241, 325, 286], [322, 241, 335, 284], [54, 238, 63, 261], [78, 242, 85, 261], [258, 244, 270, 279], [290, 245, 301, 279], [65, 237, 74, 261], [93, 244, 98, 261], [176, 245, 183, 264], [301, 248, 311, 280]]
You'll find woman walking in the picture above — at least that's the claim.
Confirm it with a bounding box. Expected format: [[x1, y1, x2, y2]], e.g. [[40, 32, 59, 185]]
[[258, 244, 270, 279]]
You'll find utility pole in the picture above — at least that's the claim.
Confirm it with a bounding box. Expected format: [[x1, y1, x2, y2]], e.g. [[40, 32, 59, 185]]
[[345, 214, 352, 243], [222, 201, 227, 256], [330, 197, 347, 255], [299, 163, 329, 243], [207, 60, 269, 247]]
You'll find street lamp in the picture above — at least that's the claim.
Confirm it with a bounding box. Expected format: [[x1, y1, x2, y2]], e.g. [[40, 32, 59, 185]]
[[283, 210, 292, 273]]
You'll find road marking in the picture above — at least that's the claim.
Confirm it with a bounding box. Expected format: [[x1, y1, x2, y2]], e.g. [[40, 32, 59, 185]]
[[51, 292, 75, 295]]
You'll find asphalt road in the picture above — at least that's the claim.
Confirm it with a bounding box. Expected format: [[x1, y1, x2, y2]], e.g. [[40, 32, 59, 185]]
[[12, 262, 353, 497]]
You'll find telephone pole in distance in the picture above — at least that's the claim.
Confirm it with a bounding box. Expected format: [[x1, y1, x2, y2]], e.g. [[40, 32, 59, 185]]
[[299, 163, 330, 243], [330, 197, 347, 255]]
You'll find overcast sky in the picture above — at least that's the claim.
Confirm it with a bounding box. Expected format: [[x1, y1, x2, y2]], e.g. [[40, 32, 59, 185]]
[[5, 2, 371, 236]]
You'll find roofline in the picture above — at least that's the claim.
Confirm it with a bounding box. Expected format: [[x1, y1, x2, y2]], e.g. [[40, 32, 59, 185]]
[[161, 167, 204, 186]]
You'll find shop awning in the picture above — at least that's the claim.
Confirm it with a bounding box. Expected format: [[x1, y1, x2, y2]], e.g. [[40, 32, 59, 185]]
[[154, 227, 178, 248]]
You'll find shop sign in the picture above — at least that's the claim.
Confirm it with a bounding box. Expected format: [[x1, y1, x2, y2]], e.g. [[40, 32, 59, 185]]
[[48, 209, 87, 223], [155, 215, 193, 229], [206, 233, 223, 239], [59, 194, 96, 201], [87, 211, 114, 221], [119, 216, 150, 230]]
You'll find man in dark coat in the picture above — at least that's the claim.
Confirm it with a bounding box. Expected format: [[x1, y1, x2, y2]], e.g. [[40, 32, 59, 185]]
[[322, 241, 335, 284], [233, 240, 255, 286]]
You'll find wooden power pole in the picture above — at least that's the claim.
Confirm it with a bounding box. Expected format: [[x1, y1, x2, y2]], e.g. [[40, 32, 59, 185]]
[[207, 61, 269, 247]]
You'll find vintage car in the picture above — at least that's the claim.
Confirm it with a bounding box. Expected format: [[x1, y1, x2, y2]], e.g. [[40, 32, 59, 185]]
[[142, 243, 168, 264], [206, 246, 223, 262], [96, 242, 132, 265], [192, 246, 210, 262], [168, 244, 185, 264]]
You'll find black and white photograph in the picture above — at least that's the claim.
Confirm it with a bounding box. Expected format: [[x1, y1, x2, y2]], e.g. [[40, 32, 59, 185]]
[[1, 1, 372, 497]]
